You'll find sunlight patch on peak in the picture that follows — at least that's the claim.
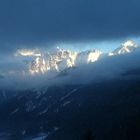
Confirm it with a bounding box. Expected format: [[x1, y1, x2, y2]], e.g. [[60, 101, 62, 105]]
[[15, 49, 41, 57]]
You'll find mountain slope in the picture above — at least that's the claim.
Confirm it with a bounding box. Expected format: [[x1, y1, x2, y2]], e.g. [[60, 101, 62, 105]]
[[28, 40, 139, 75], [28, 48, 102, 74], [109, 40, 139, 56], [1, 77, 140, 140]]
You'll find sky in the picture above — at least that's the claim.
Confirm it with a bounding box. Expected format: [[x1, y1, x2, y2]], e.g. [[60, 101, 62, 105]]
[[0, 0, 140, 54]]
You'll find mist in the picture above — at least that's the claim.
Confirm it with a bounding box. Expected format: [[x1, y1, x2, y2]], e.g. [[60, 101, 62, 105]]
[[0, 48, 140, 90]]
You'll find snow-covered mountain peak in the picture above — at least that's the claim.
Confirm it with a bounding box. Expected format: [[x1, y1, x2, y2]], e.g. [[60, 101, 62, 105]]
[[75, 49, 102, 66], [17, 40, 139, 75], [29, 48, 78, 74], [122, 40, 137, 48], [109, 40, 139, 56], [28, 48, 102, 75], [29, 57, 47, 74]]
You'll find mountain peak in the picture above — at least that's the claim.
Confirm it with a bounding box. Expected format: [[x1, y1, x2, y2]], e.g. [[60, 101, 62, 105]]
[[28, 48, 102, 75], [122, 40, 137, 47], [27, 40, 139, 75], [109, 40, 139, 56]]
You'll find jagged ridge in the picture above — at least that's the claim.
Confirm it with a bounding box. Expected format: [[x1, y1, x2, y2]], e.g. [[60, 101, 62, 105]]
[[29, 40, 139, 74], [29, 48, 102, 74]]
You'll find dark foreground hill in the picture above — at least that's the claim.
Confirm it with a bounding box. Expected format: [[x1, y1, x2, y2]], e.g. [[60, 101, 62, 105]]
[[0, 73, 140, 140]]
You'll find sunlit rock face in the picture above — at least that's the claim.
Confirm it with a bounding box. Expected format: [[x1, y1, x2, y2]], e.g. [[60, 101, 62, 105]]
[[29, 48, 102, 74], [18, 40, 139, 75], [29, 57, 47, 74], [109, 40, 139, 56], [29, 48, 78, 74], [75, 49, 102, 66], [53, 48, 77, 71]]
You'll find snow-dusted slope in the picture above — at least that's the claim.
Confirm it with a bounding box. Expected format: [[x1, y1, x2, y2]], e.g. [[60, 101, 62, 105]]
[[75, 49, 102, 66], [29, 48, 102, 74], [109, 40, 139, 56], [28, 40, 139, 75]]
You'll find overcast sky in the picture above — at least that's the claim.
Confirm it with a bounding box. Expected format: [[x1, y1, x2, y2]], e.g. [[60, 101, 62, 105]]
[[0, 0, 140, 53]]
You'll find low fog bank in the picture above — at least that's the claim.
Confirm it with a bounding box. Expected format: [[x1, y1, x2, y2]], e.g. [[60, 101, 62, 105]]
[[54, 49, 140, 85], [0, 49, 140, 90]]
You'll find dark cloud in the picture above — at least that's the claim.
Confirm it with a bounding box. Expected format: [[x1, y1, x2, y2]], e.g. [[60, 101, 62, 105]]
[[0, 0, 140, 52]]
